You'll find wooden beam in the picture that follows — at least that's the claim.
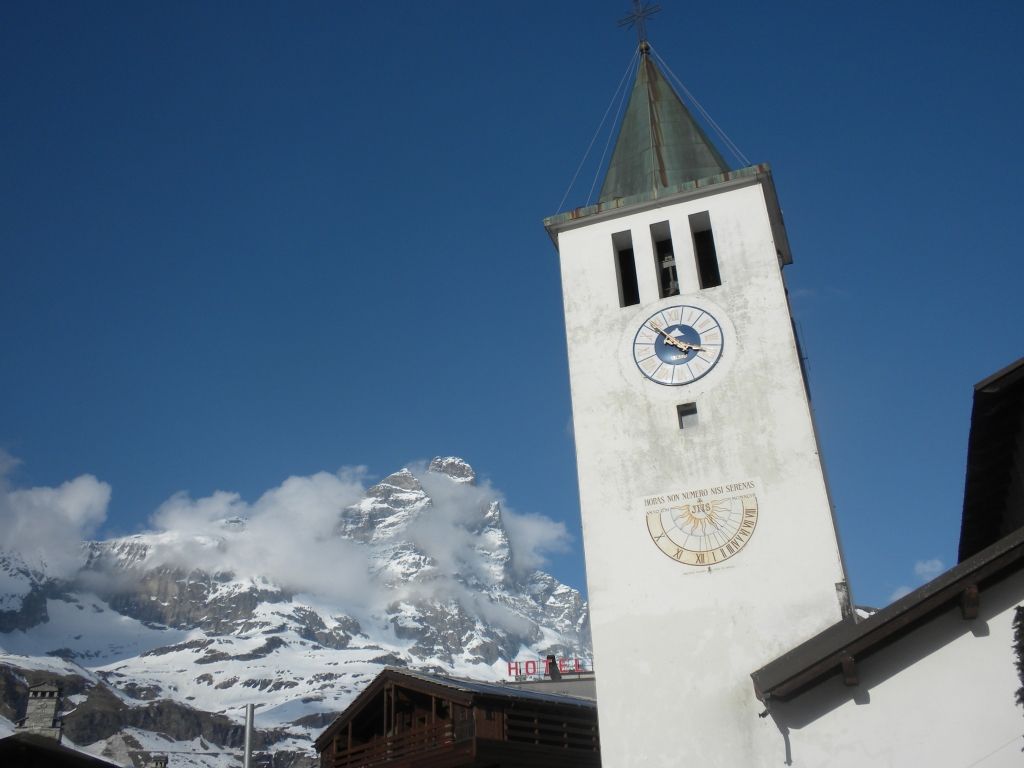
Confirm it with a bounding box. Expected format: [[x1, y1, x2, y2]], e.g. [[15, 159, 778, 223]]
[[960, 584, 980, 619], [840, 653, 858, 686]]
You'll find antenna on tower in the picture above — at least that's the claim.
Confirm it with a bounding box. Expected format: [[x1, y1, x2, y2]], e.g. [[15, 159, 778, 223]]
[[617, 0, 662, 50]]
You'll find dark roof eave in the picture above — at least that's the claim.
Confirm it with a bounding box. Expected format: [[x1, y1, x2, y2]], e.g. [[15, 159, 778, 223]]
[[958, 356, 1024, 561], [391, 668, 596, 709], [751, 524, 1024, 702], [973, 357, 1024, 394]]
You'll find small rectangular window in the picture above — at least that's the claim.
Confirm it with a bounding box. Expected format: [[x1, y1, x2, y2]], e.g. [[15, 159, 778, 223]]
[[677, 402, 698, 430], [612, 230, 640, 307], [650, 221, 680, 298], [689, 211, 722, 289]]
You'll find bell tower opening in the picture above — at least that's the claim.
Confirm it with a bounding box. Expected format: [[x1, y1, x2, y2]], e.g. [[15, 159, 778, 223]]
[[612, 229, 640, 307], [651, 221, 680, 298], [689, 211, 722, 289]]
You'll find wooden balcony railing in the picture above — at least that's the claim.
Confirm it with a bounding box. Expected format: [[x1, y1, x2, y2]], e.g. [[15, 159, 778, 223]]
[[505, 708, 599, 751], [329, 721, 474, 768]]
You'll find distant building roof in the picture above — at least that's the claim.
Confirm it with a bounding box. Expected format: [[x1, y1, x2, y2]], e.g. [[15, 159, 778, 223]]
[[28, 683, 61, 692], [0, 732, 125, 767], [390, 668, 597, 709], [504, 675, 597, 700]]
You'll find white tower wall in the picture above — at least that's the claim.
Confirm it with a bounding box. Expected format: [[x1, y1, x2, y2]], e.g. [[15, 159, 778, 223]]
[[551, 173, 848, 767]]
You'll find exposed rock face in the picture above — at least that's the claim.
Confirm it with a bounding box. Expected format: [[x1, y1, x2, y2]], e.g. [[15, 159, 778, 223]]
[[427, 457, 476, 484], [103, 566, 292, 634], [0, 554, 67, 632], [0, 457, 590, 768]]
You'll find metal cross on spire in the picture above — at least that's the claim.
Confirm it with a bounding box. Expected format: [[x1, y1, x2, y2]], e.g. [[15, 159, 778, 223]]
[[617, 0, 662, 45]]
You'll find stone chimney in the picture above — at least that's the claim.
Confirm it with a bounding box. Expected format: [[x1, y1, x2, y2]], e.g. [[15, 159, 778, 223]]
[[546, 653, 562, 681], [18, 682, 63, 742]]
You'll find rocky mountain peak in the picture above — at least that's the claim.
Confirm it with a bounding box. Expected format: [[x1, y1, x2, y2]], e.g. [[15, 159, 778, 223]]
[[0, 457, 590, 767], [371, 468, 423, 494], [428, 457, 476, 484]]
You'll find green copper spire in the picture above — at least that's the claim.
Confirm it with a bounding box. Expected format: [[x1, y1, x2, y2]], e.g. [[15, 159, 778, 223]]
[[599, 44, 729, 204]]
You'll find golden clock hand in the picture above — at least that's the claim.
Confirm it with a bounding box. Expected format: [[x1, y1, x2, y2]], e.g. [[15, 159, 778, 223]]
[[649, 325, 706, 353], [649, 325, 684, 348]]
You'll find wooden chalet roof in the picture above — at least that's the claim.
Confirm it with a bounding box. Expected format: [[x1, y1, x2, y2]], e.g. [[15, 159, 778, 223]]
[[315, 667, 596, 752]]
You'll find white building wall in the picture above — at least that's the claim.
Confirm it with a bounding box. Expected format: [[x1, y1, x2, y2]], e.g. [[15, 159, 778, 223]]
[[553, 178, 848, 767], [769, 569, 1024, 767]]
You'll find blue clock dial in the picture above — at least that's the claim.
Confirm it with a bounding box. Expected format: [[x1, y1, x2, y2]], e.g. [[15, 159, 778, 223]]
[[633, 305, 724, 386]]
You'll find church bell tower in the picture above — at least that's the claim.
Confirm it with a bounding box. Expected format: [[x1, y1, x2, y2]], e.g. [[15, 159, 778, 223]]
[[543, 31, 850, 768]]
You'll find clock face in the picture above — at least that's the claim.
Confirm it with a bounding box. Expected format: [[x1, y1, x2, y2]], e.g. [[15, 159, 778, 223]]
[[633, 305, 724, 386], [646, 494, 758, 566]]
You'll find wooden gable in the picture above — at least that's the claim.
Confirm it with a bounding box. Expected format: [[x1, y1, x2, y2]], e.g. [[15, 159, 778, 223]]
[[315, 668, 599, 768]]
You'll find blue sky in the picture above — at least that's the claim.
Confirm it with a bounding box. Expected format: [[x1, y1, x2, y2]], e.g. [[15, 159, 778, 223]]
[[2, 1, 1021, 609]]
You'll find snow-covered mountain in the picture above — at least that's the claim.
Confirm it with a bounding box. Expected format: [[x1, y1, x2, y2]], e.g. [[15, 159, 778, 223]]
[[0, 457, 590, 767]]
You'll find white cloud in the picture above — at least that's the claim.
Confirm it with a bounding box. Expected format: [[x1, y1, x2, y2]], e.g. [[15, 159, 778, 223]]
[[0, 451, 111, 579], [146, 468, 373, 605], [151, 489, 247, 536], [0, 451, 20, 476], [887, 557, 946, 605], [0, 452, 573, 625], [412, 463, 571, 577], [888, 585, 913, 602], [503, 510, 571, 572], [382, 463, 572, 634], [913, 558, 944, 581]]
